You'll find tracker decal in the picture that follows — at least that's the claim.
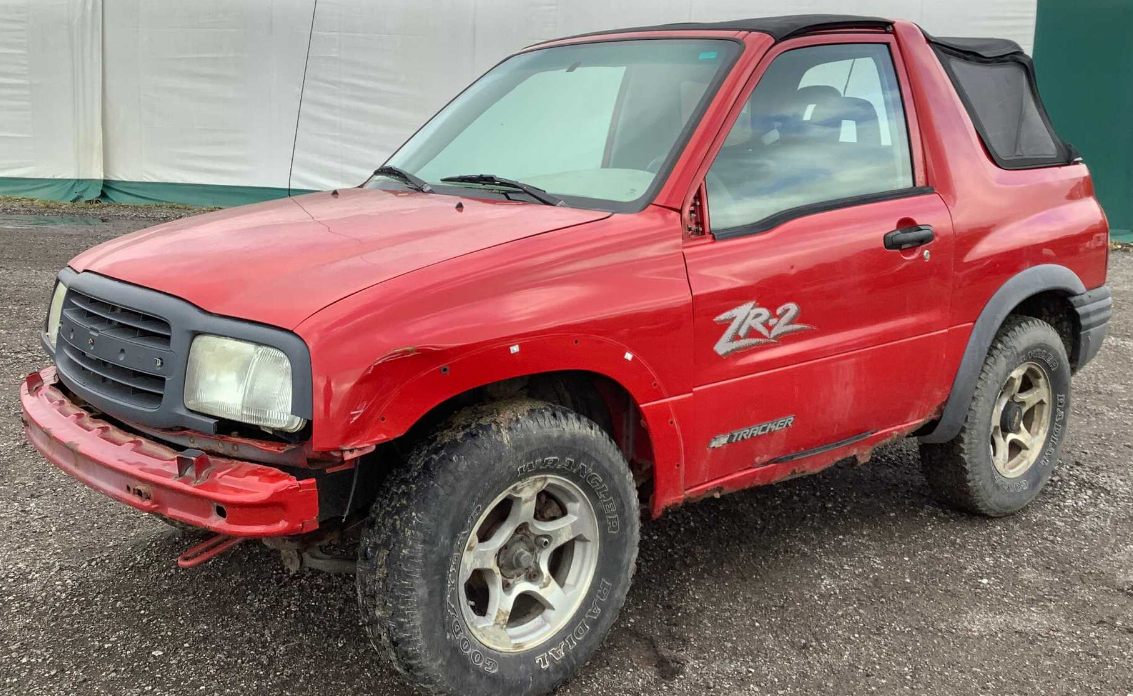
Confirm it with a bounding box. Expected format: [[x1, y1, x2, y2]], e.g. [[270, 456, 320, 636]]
[[713, 301, 815, 357], [708, 415, 795, 449]]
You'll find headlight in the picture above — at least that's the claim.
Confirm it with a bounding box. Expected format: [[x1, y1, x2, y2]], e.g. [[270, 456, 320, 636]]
[[45, 281, 68, 350], [184, 335, 305, 432]]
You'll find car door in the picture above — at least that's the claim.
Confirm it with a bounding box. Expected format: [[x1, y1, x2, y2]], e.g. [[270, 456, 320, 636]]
[[681, 34, 955, 488]]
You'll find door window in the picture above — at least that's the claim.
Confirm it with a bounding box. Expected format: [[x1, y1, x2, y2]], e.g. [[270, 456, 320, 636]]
[[706, 44, 914, 232]]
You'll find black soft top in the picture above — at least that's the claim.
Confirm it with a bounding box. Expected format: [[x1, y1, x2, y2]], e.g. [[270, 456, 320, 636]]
[[538, 14, 892, 45], [929, 35, 1024, 59], [927, 33, 1076, 169]]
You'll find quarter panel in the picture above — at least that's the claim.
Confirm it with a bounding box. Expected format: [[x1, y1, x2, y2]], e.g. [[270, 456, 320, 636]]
[[892, 21, 1109, 321], [948, 169, 1109, 322], [892, 20, 1110, 443]]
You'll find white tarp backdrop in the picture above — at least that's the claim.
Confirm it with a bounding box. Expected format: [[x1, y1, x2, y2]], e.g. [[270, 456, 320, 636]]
[[0, 0, 102, 199], [0, 0, 1038, 204]]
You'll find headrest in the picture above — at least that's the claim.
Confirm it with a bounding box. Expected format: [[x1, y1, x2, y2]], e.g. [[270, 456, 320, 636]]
[[808, 96, 881, 144], [794, 85, 842, 117], [771, 85, 842, 139]]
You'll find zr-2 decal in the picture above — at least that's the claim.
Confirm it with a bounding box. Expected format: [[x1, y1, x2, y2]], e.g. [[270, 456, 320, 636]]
[[709, 415, 795, 449], [714, 301, 814, 356]]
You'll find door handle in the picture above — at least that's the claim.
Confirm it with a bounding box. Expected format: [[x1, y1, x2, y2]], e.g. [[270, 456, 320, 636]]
[[883, 224, 934, 250]]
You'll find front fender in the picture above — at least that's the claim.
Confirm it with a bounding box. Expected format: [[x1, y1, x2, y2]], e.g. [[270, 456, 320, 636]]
[[294, 206, 694, 453], [336, 333, 669, 449]]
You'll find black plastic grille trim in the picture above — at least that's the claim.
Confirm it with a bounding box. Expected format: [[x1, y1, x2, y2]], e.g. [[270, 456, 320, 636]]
[[66, 289, 172, 348], [56, 289, 171, 410], [46, 268, 313, 433], [58, 341, 164, 409]]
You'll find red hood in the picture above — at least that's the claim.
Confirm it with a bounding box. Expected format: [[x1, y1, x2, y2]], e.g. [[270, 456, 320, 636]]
[[69, 188, 610, 329]]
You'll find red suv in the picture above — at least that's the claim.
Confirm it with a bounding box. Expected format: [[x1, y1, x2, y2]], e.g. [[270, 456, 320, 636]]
[[20, 14, 1111, 696]]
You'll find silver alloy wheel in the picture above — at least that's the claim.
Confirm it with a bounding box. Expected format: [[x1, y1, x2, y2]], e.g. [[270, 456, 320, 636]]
[[989, 361, 1052, 478], [458, 475, 600, 653]]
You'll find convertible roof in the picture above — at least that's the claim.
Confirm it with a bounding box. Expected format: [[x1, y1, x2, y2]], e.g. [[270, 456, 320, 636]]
[[929, 35, 1023, 59], [540, 14, 893, 45], [926, 32, 1075, 170]]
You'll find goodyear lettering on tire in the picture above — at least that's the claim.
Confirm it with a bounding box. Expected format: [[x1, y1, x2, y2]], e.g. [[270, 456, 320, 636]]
[[444, 503, 499, 674]]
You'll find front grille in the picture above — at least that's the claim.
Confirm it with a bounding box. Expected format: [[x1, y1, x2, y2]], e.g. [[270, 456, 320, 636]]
[[67, 290, 172, 348], [57, 288, 172, 410], [50, 269, 311, 434]]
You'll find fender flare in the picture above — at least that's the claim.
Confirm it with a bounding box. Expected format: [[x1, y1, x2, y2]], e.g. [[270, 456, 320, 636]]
[[918, 264, 1085, 444], [337, 334, 671, 448]]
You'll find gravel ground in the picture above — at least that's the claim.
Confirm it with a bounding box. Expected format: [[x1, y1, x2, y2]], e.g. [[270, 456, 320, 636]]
[[0, 206, 1130, 695], [0, 196, 213, 222]]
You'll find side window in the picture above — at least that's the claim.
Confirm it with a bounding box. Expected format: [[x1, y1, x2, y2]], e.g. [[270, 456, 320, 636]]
[[933, 45, 1069, 169], [706, 44, 914, 233]]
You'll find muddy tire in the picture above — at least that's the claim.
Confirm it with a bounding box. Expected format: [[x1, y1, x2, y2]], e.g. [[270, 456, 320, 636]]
[[920, 316, 1071, 516], [356, 399, 639, 696]]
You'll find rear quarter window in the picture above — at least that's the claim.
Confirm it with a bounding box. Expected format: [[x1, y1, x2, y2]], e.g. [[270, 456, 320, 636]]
[[933, 43, 1074, 169]]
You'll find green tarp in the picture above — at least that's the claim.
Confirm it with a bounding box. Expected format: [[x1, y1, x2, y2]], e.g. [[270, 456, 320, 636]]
[[0, 178, 103, 203], [101, 181, 313, 208], [0, 178, 312, 208], [1034, 0, 1133, 243]]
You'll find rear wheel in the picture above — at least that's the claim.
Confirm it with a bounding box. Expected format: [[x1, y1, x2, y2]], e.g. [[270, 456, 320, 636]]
[[920, 316, 1071, 516], [356, 399, 639, 696]]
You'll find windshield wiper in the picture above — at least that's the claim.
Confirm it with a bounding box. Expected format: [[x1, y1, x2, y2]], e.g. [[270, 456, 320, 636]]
[[372, 165, 434, 193], [440, 174, 564, 206]]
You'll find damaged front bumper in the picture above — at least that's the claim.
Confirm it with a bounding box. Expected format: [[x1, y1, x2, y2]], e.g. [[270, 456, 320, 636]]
[[20, 367, 320, 537]]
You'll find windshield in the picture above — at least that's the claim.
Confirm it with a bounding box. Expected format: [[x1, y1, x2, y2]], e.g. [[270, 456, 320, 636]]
[[377, 39, 740, 211]]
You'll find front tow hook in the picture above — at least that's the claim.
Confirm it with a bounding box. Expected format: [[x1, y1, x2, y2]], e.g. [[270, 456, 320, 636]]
[[176, 533, 245, 569]]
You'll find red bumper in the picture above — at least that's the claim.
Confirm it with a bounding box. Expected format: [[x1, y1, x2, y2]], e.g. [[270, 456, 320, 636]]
[[19, 368, 319, 537]]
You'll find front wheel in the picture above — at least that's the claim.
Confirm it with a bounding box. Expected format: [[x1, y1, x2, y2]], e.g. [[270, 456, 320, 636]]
[[357, 399, 639, 696], [920, 315, 1071, 516]]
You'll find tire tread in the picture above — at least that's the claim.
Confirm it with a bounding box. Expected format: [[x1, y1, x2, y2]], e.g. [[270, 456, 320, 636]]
[[920, 315, 1068, 517], [356, 399, 638, 696]]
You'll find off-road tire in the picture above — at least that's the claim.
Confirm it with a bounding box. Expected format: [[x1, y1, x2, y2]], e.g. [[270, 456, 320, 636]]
[[920, 316, 1071, 516], [356, 399, 640, 696]]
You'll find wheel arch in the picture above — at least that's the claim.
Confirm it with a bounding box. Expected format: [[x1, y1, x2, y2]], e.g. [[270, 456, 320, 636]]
[[919, 264, 1086, 444], [347, 338, 669, 510], [342, 334, 669, 439], [400, 369, 654, 462], [408, 370, 658, 511]]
